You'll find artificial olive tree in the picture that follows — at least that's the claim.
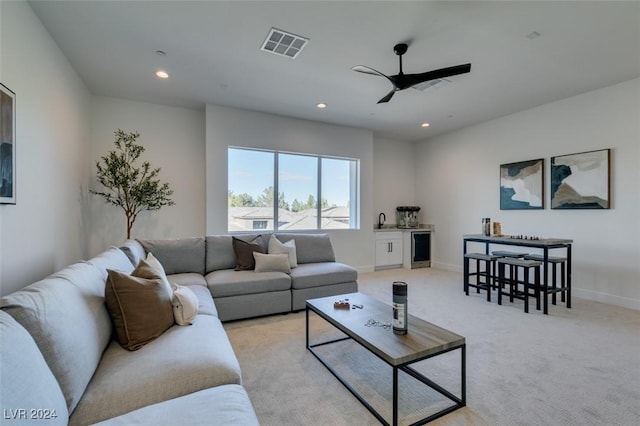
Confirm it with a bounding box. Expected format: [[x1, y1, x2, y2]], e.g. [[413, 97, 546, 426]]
[[91, 129, 174, 238]]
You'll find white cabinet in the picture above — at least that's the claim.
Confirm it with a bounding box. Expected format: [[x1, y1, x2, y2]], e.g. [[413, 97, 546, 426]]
[[374, 232, 403, 268]]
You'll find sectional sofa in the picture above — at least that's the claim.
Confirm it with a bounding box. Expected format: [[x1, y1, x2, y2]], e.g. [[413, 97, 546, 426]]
[[0, 232, 357, 424], [124, 232, 359, 321]]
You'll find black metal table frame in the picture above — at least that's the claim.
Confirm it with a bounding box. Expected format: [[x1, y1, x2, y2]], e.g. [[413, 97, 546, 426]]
[[306, 306, 466, 426], [463, 235, 572, 314]]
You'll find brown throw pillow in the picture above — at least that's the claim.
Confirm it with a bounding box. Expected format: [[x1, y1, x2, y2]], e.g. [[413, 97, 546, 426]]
[[232, 235, 265, 271], [105, 260, 175, 351]]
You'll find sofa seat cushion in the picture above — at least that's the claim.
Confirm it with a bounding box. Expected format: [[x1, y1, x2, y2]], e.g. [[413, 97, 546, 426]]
[[289, 262, 358, 290], [69, 315, 241, 426], [0, 311, 69, 425], [92, 385, 259, 426], [167, 272, 207, 287], [206, 269, 291, 298], [186, 285, 218, 317]]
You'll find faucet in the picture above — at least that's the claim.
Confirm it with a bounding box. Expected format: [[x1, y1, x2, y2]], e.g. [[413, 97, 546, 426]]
[[377, 212, 386, 229]]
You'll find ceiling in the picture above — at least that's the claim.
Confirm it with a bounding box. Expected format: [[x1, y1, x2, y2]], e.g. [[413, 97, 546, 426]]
[[28, 1, 640, 142]]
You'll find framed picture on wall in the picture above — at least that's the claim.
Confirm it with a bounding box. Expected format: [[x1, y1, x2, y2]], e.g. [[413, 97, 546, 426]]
[[0, 83, 16, 204], [551, 149, 610, 209], [500, 158, 544, 210]]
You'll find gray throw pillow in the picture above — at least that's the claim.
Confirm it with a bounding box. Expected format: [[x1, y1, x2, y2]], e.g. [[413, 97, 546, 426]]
[[253, 252, 291, 273]]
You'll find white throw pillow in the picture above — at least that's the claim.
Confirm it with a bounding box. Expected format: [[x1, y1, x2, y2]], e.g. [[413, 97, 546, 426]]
[[145, 253, 173, 298], [268, 235, 298, 268], [172, 285, 198, 326], [253, 252, 291, 274]]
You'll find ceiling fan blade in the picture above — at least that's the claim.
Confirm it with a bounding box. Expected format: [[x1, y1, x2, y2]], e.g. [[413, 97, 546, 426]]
[[377, 90, 396, 104], [352, 65, 390, 79], [404, 63, 471, 87]]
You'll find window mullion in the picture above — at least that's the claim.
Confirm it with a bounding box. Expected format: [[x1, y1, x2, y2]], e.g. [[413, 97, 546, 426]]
[[274, 153, 279, 231], [317, 157, 322, 230]]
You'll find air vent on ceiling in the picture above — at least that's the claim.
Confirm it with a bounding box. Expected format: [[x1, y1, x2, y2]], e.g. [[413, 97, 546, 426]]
[[261, 28, 308, 59], [412, 78, 452, 92]]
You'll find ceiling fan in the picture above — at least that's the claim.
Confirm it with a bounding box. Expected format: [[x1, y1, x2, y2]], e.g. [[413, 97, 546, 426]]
[[352, 43, 471, 104]]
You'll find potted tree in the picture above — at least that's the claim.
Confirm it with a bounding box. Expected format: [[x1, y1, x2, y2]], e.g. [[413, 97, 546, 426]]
[[91, 129, 174, 239]]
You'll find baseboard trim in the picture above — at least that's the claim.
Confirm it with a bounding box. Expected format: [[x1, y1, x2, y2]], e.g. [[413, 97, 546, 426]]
[[364, 261, 639, 311], [432, 261, 461, 273], [572, 288, 640, 311], [425, 261, 640, 311]]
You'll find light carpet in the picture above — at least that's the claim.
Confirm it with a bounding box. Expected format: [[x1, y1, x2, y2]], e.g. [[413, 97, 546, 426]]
[[224, 268, 640, 425]]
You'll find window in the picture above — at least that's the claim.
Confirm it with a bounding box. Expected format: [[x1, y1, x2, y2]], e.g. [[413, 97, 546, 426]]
[[228, 147, 359, 232]]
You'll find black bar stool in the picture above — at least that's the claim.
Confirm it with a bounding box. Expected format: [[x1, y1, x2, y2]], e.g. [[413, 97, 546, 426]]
[[497, 258, 542, 313], [463, 253, 500, 301], [524, 254, 568, 307]]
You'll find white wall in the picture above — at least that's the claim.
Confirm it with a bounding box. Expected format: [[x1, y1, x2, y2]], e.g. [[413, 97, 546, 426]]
[[206, 104, 374, 271], [0, 0, 92, 296], [414, 78, 640, 309], [88, 97, 205, 256], [373, 136, 417, 226]]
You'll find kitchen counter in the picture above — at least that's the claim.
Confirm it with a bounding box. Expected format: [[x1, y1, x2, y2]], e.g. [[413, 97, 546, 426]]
[[373, 224, 434, 232]]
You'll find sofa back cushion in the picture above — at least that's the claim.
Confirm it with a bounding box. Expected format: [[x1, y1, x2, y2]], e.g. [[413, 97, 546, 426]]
[[118, 239, 147, 267], [274, 233, 335, 264], [206, 234, 269, 273], [0, 265, 110, 413], [138, 237, 205, 275], [0, 310, 68, 425]]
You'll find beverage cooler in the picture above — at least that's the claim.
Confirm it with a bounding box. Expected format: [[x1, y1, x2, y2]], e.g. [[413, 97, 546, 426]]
[[411, 231, 431, 268]]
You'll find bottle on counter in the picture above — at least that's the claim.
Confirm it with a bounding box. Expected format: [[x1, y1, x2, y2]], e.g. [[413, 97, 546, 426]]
[[392, 281, 408, 335], [482, 218, 491, 236]]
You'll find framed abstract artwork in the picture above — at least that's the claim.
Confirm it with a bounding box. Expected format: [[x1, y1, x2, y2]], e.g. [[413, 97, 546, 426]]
[[1, 83, 16, 204], [500, 158, 544, 210], [551, 149, 610, 209]]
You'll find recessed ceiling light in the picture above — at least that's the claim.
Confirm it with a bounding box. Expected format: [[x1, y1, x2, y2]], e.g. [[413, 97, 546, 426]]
[[156, 70, 169, 79], [316, 103, 327, 109], [421, 122, 431, 128]]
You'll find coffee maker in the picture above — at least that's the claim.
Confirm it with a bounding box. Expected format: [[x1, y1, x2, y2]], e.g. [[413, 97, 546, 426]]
[[396, 206, 420, 228]]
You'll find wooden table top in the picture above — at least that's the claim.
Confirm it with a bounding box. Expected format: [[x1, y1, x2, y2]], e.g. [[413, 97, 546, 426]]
[[307, 292, 465, 366], [464, 234, 573, 247]]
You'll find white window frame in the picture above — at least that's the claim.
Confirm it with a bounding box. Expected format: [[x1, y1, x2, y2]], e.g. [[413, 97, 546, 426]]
[[228, 146, 360, 231]]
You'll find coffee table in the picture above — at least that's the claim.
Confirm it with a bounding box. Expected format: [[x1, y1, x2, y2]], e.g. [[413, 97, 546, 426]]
[[306, 292, 466, 426]]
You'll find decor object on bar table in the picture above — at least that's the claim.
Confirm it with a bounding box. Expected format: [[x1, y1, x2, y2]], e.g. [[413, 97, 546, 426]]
[[91, 129, 175, 238]]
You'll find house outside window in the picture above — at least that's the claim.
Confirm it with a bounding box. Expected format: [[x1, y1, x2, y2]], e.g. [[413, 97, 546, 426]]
[[228, 147, 359, 232]]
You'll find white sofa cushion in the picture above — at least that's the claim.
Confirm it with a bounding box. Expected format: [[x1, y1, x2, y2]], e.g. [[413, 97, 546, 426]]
[[172, 284, 199, 325], [93, 385, 259, 426], [0, 310, 68, 425], [268, 234, 298, 267], [253, 252, 291, 273], [69, 315, 242, 425], [0, 268, 110, 413]]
